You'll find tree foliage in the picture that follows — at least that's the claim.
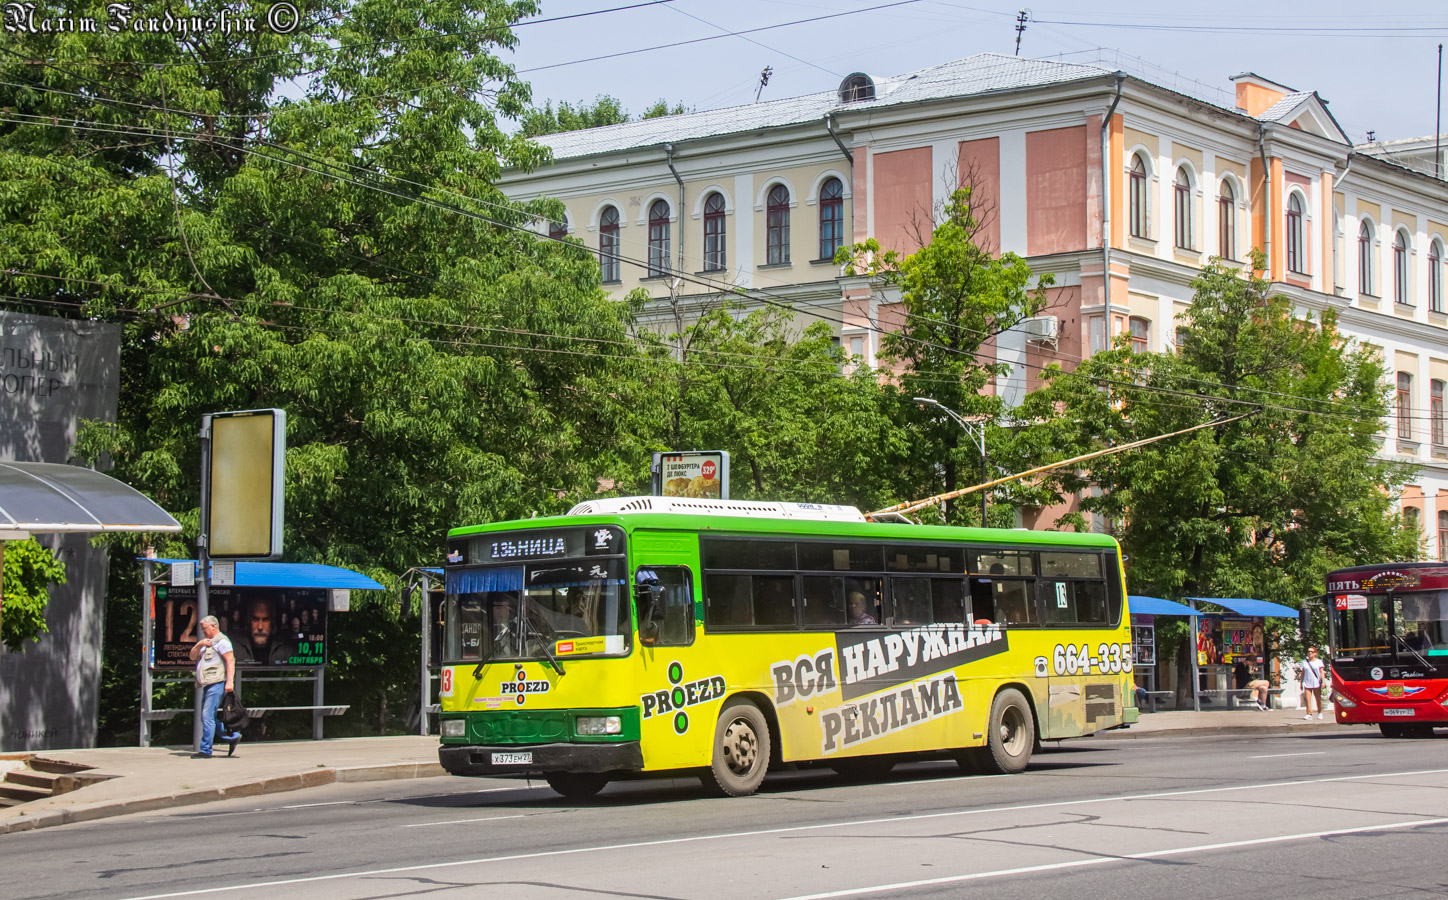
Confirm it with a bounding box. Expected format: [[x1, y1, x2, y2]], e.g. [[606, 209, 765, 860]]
[[1021, 254, 1415, 621], [519, 95, 687, 137], [1, 539, 67, 652], [837, 188, 1053, 523]]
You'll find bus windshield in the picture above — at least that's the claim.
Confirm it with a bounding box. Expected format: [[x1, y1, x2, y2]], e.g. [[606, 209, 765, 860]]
[[445, 559, 630, 662], [1332, 590, 1448, 658]]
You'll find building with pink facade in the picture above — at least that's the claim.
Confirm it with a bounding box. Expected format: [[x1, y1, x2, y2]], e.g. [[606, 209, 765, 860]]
[[502, 53, 1448, 554]]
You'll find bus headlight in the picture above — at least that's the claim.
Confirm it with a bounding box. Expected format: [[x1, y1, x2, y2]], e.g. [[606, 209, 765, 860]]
[[1331, 691, 1356, 708], [441, 719, 466, 738], [576, 716, 622, 735]]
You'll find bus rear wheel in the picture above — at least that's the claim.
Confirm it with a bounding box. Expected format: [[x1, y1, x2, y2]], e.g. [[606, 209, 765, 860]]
[[545, 772, 609, 799], [978, 688, 1035, 775], [701, 701, 771, 797]]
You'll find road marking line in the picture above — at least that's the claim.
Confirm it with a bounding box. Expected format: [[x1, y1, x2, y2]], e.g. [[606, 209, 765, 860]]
[[406, 814, 528, 828], [277, 801, 355, 810], [113, 766, 1448, 900], [775, 816, 1448, 900], [1247, 752, 1328, 759]]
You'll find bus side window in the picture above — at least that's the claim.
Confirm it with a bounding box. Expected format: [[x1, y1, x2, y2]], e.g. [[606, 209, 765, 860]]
[[969, 577, 996, 624], [637, 567, 695, 647]]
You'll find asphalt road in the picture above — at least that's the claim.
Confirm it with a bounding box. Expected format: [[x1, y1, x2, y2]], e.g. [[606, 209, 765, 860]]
[[4, 730, 1447, 900]]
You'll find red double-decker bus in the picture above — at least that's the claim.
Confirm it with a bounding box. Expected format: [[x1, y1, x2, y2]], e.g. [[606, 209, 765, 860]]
[[1325, 563, 1448, 737]]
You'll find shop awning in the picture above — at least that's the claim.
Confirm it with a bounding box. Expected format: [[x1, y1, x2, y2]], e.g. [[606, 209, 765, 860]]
[[1128, 596, 1198, 617], [150, 559, 384, 591], [1185, 597, 1299, 617], [1, 461, 181, 536]]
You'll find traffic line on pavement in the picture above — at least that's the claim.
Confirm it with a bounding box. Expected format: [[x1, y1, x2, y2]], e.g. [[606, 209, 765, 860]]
[[405, 814, 528, 828], [775, 816, 1448, 900], [112, 766, 1448, 900], [1247, 751, 1328, 759]]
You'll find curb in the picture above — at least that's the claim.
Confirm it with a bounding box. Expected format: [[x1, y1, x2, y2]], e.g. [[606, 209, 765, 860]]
[[1093, 722, 1363, 741], [0, 761, 445, 836]]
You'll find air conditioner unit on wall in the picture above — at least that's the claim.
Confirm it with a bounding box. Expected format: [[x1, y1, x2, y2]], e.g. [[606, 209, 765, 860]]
[[1022, 315, 1059, 344]]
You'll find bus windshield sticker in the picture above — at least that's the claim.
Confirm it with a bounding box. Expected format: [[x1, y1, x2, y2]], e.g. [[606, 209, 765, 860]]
[[1335, 594, 1368, 610], [834, 623, 1006, 702], [640, 661, 725, 734], [820, 672, 964, 754]]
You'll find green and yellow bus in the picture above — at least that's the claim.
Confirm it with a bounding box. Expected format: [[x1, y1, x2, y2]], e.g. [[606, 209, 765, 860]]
[[437, 497, 1138, 798]]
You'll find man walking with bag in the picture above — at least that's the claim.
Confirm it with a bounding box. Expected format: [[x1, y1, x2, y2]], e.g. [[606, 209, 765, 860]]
[[189, 616, 242, 758]]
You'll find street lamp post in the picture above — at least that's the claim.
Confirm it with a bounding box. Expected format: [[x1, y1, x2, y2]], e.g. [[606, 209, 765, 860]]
[[914, 397, 990, 526]]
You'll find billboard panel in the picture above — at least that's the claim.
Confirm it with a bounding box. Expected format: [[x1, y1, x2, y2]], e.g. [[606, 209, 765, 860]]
[[206, 409, 285, 559], [152, 583, 328, 668]]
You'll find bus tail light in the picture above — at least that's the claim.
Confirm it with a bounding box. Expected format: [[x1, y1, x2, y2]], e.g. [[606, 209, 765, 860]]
[[577, 716, 622, 735], [1331, 691, 1356, 708], [1436, 689, 1448, 707], [441, 719, 466, 737]]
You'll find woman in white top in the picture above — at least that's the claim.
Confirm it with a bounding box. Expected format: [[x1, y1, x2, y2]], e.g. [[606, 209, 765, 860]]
[[1299, 646, 1326, 720]]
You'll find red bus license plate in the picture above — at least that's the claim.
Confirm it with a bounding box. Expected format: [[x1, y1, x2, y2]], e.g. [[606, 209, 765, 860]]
[[1383, 708, 1416, 717]]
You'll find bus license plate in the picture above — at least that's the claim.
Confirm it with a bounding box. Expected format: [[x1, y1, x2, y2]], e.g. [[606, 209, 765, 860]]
[[1383, 708, 1416, 717], [491, 752, 533, 765]]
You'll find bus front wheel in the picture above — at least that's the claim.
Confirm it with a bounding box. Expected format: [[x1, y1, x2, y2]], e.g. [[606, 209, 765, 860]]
[[545, 772, 609, 799], [979, 688, 1035, 775], [701, 701, 771, 797]]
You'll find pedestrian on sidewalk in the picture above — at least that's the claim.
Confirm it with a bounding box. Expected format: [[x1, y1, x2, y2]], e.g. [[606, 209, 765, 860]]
[[1298, 646, 1326, 720], [189, 616, 242, 758]]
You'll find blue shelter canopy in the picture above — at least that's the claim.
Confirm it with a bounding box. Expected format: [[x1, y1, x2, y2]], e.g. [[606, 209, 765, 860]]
[[151, 559, 384, 591], [1128, 595, 1198, 617], [1185, 597, 1298, 618]]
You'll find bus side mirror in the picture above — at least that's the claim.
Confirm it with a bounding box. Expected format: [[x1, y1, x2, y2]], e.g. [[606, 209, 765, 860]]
[[637, 584, 663, 644], [1299, 607, 1311, 637]]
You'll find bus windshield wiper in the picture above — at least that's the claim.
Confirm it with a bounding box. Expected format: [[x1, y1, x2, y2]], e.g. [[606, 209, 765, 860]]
[[524, 613, 566, 676], [1394, 634, 1431, 669]]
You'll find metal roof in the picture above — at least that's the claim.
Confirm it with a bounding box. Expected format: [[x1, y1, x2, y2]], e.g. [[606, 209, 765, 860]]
[[1128, 595, 1198, 617], [152, 559, 384, 590], [538, 53, 1114, 160], [0, 461, 181, 536], [1185, 597, 1299, 618]]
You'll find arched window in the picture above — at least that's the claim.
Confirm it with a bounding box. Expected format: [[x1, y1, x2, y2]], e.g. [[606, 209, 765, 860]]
[[1359, 220, 1374, 295], [647, 199, 671, 277], [1286, 193, 1305, 274], [1433, 378, 1445, 446], [1218, 180, 1235, 259], [702, 192, 726, 271], [1128, 316, 1150, 354], [599, 206, 620, 282], [1334, 209, 1345, 291], [1431, 239, 1444, 313], [1173, 167, 1193, 250], [1406, 505, 1421, 536], [1439, 510, 1448, 561], [1129, 155, 1147, 238], [818, 177, 845, 261], [1398, 371, 1414, 441], [1395, 230, 1411, 305], [766, 184, 791, 265], [548, 218, 568, 240]]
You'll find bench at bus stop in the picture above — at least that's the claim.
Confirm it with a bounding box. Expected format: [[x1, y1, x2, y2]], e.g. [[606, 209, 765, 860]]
[[142, 705, 350, 722], [1201, 687, 1286, 709]]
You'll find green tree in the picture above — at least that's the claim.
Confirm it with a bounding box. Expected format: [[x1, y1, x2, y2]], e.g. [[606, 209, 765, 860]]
[[837, 187, 1054, 523], [640, 99, 688, 120], [635, 302, 906, 511], [1, 539, 66, 651], [1019, 255, 1416, 685], [1, 0, 649, 742], [519, 95, 630, 137]]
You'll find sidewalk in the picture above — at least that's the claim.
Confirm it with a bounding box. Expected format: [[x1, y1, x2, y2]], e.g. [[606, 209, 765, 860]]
[[0, 735, 441, 836], [0, 710, 1360, 836]]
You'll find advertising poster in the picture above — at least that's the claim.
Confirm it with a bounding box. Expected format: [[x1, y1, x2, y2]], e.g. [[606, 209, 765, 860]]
[[1196, 615, 1221, 665], [152, 583, 329, 668], [1221, 617, 1261, 662], [652, 451, 728, 499]]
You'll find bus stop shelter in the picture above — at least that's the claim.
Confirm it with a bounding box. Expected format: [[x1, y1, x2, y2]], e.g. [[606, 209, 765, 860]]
[[1128, 595, 1197, 711], [140, 558, 384, 745], [1185, 597, 1299, 712]]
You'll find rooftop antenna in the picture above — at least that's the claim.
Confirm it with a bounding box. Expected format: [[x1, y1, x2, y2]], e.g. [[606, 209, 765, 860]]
[[754, 66, 773, 104], [1014, 9, 1029, 56], [1367, 130, 1376, 143]]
